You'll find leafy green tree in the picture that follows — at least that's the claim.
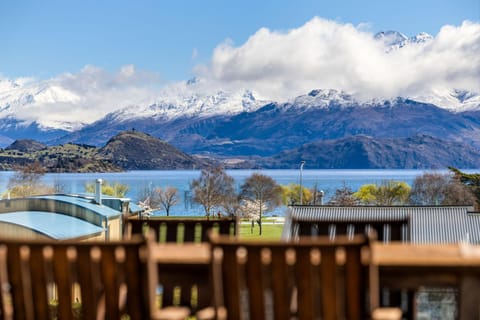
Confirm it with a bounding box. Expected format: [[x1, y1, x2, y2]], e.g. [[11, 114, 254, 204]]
[[85, 180, 129, 197], [4, 162, 54, 198], [240, 173, 282, 235], [281, 183, 312, 205], [354, 180, 411, 205], [353, 184, 377, 204], [190, 166, 236, 217]]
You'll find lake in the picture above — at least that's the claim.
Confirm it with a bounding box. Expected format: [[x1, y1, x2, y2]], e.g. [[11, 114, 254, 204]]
[[0, 169, 471, 216]]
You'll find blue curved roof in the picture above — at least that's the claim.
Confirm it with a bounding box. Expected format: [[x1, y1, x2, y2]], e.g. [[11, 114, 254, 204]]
[[0, 211, 105, 240], [34, 195, 122, 218]]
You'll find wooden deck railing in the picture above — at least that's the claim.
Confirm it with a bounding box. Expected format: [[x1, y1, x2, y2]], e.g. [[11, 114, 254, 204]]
[[0, 236, 150, 320], [1, 231, 478, 320], [207, 233, 401, 320], [371, 242, 480, 320], [126, 216, 237, 243]]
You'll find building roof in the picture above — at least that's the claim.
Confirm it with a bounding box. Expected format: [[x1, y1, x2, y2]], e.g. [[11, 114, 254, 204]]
[[0, 211, 104, 240], [284, 205, 480, 244], [33, 194, 122, 218]]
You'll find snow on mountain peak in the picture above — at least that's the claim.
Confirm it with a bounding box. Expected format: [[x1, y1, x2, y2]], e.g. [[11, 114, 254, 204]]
[[374, 30, 408, 48], [411, 88, 480, 112], [411, 32, 434, 43], [290, 89, 356, 108], [375, 30, 433, 52], [109, 89, 268, 122]]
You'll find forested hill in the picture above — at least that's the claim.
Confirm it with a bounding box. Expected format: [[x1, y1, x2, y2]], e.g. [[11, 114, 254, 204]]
[[0, 130, 210, 172], [0, 130, 479, 172]]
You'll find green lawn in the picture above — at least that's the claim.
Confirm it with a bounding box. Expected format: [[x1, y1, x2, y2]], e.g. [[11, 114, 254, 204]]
[[238, 218, 284, 240]]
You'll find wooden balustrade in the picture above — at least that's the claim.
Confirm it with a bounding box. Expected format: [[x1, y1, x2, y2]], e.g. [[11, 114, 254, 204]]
[[371, 242, 480, 320], [126, 216, 237, 243], [0, 236, 150, 320], [206, 233, 401, 320], [0, 228, 478, 320]]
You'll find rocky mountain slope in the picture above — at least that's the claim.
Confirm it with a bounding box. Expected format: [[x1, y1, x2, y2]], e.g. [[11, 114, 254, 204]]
[[98, 130, 210, 170], [260, 134, 480, 169], [0, 130, 210, 171]]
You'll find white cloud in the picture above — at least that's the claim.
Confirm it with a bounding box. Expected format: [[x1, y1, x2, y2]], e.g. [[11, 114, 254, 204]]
[[195, 17, 480, 101], [1, 17, 479, 130], [1, 65, 162, 130]]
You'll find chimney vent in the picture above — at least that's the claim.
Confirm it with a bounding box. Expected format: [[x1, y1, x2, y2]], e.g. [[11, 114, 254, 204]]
[[95, 179, 103, 205]]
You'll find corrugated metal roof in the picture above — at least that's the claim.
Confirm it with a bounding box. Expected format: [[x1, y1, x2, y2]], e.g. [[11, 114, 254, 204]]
[[409, 209, 480, 244], [288, 206, 410, 221], [284, 206, 480, 244], [33, 195, 122, 218], [0, 211, 104, 240]]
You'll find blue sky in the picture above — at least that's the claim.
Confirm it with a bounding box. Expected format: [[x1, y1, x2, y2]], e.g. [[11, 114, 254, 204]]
[[1, 0, 479, 81]]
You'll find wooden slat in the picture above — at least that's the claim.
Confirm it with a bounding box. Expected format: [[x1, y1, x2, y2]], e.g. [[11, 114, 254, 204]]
[[125, 245, 146, 320], [100, 246, 120, 319], [222, 245, 242, 320], [245, 247, 264, 319], [0, 245, 9, 320], [53, 246, 73, 320], [345, 245, 363, 320], [29, 245, 50, 319], [320, 247, 337, 320], [76, 246, 98, 320], [270, 247, 291, 320], [296, 247, 315, 320], [6, 244, 28, 320]]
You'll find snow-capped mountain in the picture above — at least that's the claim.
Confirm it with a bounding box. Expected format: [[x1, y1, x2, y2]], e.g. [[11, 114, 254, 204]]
[[374, 30, 433, 52], [107, 89, 268, 123], [288, 89, 356, 108], [0, 79, 82, 131], [413, 89, 480, 112]]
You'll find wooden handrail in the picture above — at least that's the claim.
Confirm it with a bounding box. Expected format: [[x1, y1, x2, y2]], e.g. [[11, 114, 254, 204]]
[[371, 242, 480, 266]]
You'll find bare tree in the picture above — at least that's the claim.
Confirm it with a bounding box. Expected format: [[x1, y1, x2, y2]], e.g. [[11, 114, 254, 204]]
[[5, 162, 54, 198], [240, 173, 282, 235], [327, 183, 358, 206], [309, 183, 325, 205], [190, 166, 235, 217], [410, 172, 476, 206], [154, 187, 179, 216]]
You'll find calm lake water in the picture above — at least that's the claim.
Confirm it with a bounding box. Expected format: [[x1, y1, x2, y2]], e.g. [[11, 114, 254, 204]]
[[0, 169, 473, 216]]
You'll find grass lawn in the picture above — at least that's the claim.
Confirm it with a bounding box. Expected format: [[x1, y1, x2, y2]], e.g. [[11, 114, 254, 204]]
[[238, 218, 284, 240]]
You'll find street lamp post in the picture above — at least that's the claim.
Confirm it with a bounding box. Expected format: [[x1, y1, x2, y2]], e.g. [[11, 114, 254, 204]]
[[300, 161, 305, 205]]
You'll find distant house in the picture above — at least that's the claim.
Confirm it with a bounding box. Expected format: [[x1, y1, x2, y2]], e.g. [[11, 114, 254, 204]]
[[282, 205, 480, 244], [0, 192, 140, 241]]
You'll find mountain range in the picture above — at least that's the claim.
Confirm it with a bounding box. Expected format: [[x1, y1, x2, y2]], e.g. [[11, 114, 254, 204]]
[[0, 31, 479, 169]]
